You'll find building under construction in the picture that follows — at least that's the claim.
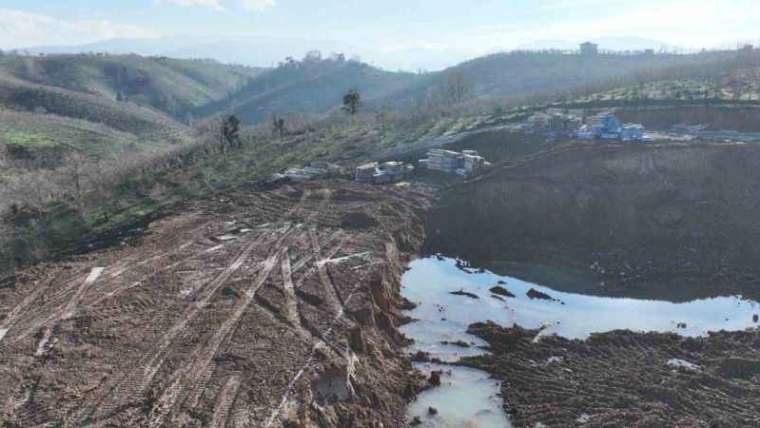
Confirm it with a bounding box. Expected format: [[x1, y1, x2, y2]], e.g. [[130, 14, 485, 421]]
[[419, 149, 489, 177]]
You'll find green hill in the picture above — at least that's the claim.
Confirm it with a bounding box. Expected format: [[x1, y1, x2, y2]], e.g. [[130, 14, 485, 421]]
[[195, 57, 421, 124], [376, 50, 746, 108], [0, 54, 263, 118], [0, 72, 194, 160]]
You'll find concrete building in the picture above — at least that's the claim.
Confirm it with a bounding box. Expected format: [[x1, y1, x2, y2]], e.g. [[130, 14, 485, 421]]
[[355, 162, 379, 183], [580, 42, 599, 56], [420, 149, 489, 177], [528, 112, 582, 136]]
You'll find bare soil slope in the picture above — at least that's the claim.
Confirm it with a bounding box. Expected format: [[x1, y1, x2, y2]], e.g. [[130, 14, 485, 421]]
[[0, 181, 431, 427], [427, 141, 760, 301]]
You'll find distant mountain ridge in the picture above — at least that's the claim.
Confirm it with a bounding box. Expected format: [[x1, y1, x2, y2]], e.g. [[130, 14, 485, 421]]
[[517, 37, 681, 53], [23, 35, 488, 72]]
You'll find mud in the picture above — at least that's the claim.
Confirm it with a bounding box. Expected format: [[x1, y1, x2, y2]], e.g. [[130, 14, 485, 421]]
[[0, 180, 432, 427], [465, 322, 760, 427]]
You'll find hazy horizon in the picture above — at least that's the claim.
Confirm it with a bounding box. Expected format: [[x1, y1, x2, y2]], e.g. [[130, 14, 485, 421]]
[[2, 1, 759, 71]]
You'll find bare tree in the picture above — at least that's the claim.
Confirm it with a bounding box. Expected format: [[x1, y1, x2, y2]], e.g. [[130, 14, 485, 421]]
[[446, 71, 473, 105], [272, 115, 286, 138], [59, 152, 89, 213], [220, 115, 242, 150]]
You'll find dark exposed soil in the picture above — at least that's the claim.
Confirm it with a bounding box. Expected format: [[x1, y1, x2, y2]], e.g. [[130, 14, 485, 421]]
[[465, 322, 760, 427], [450, 290, 479, 299], [489, 286, 515, 298], [427, 141, 760, 302]]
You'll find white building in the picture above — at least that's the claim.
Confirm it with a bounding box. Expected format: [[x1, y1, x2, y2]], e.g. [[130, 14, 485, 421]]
[[421, 149, 489, 177]]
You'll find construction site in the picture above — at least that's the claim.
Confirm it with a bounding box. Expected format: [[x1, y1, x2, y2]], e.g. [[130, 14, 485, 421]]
[[4, 138, 760, 427], [0, 181, 433, 427]]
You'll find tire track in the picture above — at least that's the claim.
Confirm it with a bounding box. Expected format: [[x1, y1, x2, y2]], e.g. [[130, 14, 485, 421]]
[[82, 230, 282, 424], [62, 268, 105, 319], [13, 267, 105, 345], [309, 227, 345, 313], [85, 242, 228, 308], [210, 376, 241, 428], [107, 240, 195, 279], [148, 243, 288, 427], [280, 251, 299, 326], [0, 280, 50, 344], [4, 268, 91, 341], [263, 269, 371, 427]]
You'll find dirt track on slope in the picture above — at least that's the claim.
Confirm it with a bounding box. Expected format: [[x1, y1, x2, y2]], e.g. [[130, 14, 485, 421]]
[[0, 180, 432, 427]]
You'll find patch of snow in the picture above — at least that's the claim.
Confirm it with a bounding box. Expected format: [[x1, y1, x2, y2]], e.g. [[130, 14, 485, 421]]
[[35, 327, 53, 356], [0, 328, 8, 342], [546, 356, 564, 365], [667, 358, 702, 372], [216, 235, 238, 241], [317, 252, 370, 267], [576, 413, 591, 424]]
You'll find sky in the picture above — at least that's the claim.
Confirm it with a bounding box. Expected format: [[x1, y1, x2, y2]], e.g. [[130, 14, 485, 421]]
[[0, 0, 758, 70]]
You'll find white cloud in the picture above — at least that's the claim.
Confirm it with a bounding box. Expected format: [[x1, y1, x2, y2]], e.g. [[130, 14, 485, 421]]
[[159, 0, 274, 13], [240, 0, 276, 12], [160, 0, 225, 11], [0, 8, 158, 50]]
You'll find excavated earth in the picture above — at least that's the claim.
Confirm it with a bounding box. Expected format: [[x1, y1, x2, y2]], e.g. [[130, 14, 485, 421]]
[[0, 180, 432, 427], [465, 322, 760, 427]]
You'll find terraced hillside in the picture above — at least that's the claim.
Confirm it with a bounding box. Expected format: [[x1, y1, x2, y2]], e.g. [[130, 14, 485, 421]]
[[0, 181, 432, 427]]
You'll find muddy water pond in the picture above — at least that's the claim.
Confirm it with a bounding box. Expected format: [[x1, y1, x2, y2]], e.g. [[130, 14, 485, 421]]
[[400, 256, 760, 427]]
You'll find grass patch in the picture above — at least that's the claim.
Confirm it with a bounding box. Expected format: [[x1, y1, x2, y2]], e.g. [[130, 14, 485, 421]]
[[2, 131, 57, 147]]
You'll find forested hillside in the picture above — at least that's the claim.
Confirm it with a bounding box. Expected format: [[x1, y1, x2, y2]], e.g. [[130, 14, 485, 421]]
[[195, 54, 421, 124], [377, 49, 745, 109], [0, 54, 263, 118]]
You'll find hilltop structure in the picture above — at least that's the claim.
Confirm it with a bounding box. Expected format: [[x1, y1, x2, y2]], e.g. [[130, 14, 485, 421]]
[[580, 42, 599, 56], [419, 149, 489, 177]]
